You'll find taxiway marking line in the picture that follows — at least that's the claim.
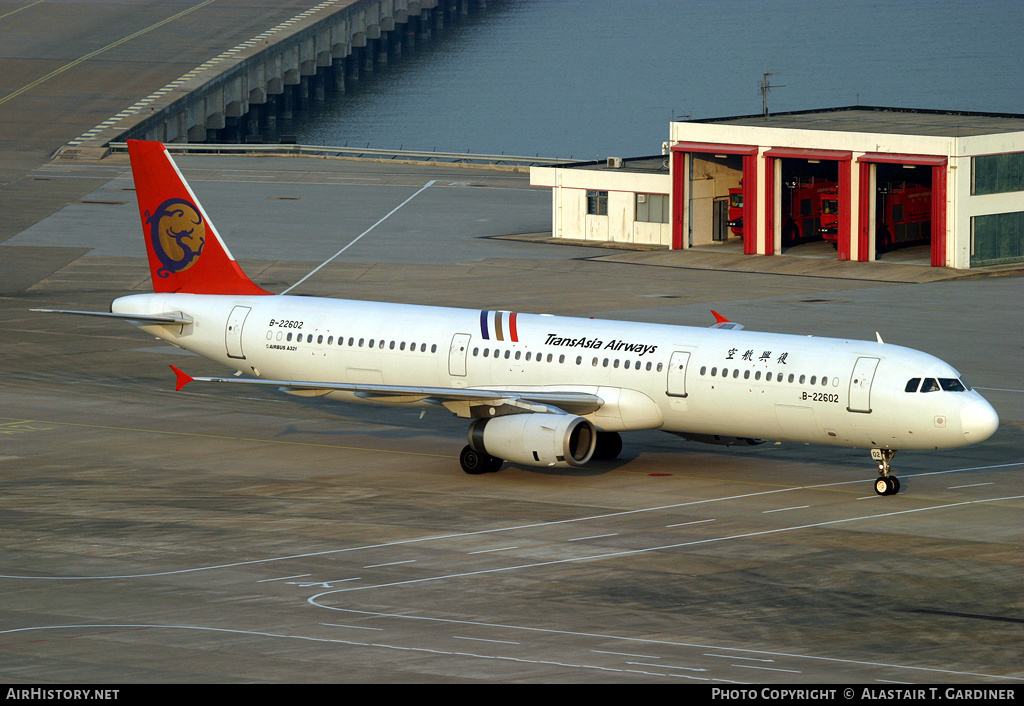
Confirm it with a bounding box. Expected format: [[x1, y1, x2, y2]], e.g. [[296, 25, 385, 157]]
[[0, 1, 216, 107], [282, 179, 436, 294]]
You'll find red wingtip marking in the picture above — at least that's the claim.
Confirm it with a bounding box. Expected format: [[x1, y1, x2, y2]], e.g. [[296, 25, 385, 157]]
[[170, 365, 193, 391], [711, 310, 731, 324]]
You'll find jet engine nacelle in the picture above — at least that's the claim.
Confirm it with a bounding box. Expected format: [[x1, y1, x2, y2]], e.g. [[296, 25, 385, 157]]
[[468, 413, 597, 468]]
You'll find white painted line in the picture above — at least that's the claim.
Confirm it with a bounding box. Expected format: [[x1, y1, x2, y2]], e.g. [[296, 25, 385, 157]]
[[452, 636, 520, 645], [321, 623, 383, 631], [704, 653, 774, 662], [467, 546, 518, 555], [281, 180, 436, 294], [592, 650, 660, 659], [762, 505, 810, 513], [568, 533, 618, 541], [666, 519, 715, 527], [257, 573, 310, 582], [628, 661, 705, 672], [731, 663, 802, 673]]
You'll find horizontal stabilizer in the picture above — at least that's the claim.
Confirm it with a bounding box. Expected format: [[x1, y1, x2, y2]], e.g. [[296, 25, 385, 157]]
[[170, 365, 194, 391], [31, 309, 193, 325]]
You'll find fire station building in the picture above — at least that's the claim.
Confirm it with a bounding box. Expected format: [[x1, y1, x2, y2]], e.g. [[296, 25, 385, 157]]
[[530, 107, 1024, 269]]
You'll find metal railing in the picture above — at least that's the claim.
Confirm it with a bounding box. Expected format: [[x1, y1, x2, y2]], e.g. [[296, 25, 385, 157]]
[[108, 142, 574, 168]]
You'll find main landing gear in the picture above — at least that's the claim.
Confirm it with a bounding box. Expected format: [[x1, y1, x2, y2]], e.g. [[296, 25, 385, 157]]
[[460, 445, 503, 475], [871, 448, 901, 496]]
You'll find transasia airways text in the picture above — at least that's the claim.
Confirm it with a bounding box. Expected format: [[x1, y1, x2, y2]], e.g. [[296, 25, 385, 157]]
[[544, 333, 658, 357]]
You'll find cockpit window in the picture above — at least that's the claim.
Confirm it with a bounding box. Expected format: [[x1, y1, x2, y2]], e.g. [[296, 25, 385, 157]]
[[939, 378, 966, 392], [905, 378, 920, 393], [920, 378, 940, 393]]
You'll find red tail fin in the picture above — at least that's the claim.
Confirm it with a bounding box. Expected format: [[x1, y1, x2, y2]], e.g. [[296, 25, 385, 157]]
[[128, 140, 271, 295]]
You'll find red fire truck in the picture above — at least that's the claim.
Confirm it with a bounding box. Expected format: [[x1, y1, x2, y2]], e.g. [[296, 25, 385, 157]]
[[727, 186, 744, 236], [821, 180, 931, 253], [729, 178, 837, 244], [780, 176, 836, 246], [874, 181, 932, 252]]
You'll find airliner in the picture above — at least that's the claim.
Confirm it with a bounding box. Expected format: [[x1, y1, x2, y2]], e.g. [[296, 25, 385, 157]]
[[36, 140, 1000, 495]]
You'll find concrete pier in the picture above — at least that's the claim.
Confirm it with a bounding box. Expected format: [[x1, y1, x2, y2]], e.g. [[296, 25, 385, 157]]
[[47, 0, 490, 155]]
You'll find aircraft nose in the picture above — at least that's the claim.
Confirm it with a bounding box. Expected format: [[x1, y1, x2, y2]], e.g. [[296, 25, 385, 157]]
[[961, 398, 999, 443]]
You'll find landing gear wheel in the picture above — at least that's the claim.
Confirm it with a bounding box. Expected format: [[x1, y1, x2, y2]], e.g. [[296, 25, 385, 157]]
[[592, 432, 623, 461], [460, 445, 503, 475], [870, 448, 900, 496], [874, 476, 900, 496]]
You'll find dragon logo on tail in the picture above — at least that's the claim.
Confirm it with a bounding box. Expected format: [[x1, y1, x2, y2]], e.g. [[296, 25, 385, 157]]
[[146, 198, 206, 278]]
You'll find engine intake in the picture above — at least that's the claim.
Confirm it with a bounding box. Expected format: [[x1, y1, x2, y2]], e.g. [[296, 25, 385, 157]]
[[468, 413, 596, 468]]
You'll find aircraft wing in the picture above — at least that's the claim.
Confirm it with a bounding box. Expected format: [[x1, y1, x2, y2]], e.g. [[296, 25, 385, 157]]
[[170, 366, 604, 417]]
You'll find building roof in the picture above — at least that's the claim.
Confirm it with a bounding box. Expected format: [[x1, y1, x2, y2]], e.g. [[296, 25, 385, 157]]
[[685, 106, 1024, 138], [561, 155, 669, 173]]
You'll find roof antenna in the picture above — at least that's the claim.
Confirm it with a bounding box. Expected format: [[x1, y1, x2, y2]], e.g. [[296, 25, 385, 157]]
[[760, 64, 784, 118]]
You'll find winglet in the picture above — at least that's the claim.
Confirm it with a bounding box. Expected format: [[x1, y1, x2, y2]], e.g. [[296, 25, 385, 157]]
[[710, 310, 745, 331], [170, 365, 193, 391]]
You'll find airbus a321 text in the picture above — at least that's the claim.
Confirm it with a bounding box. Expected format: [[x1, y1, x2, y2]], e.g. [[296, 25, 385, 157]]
[[36, 140, 1000, 496]]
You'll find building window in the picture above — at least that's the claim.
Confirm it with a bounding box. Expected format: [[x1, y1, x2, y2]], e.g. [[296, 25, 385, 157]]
[[973, 152, 1024, 195], [587, 190, 608, 216], [635, 193, 669, 223], [971, 211, 1024, 266]]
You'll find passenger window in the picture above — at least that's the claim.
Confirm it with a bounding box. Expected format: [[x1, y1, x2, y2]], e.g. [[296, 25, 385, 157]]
[[657, 363, 663, 372], [799, 374, 805, 384], [577, 356, 583, 365], [755, 371, 761, 380], [920, 378, 940, 393], [317, 335, 323, 344], [286, 332, 292, 341], [559, 355, 565, 364], [431, 344, 437, 353], [810, 376, 816, 385], [788, 374, 794, 383], [700, 366, 707, 375], [744, 370, 750, 379], [515, 351, 521, 360], [905, 378, 921, 392]]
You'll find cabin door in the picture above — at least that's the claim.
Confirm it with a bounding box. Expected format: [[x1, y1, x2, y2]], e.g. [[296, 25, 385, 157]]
[[848, 356, 880, 413], [225, 306, 251, 360], [666, 351, 691, 398], [448, 333, 471, 377]]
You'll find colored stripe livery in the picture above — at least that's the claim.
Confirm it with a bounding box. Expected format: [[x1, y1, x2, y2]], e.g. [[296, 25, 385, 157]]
[[480, 310, 519, 342]]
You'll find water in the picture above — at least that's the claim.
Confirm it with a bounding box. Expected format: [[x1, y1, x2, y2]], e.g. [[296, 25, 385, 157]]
[[287, 0, 1024, 159]]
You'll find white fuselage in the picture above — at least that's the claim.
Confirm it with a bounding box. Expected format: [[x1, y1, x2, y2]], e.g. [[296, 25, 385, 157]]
[[113, 292, 999, 452]]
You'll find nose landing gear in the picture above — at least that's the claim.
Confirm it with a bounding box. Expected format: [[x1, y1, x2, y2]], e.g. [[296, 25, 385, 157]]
[[871, 448, 901, 495]]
